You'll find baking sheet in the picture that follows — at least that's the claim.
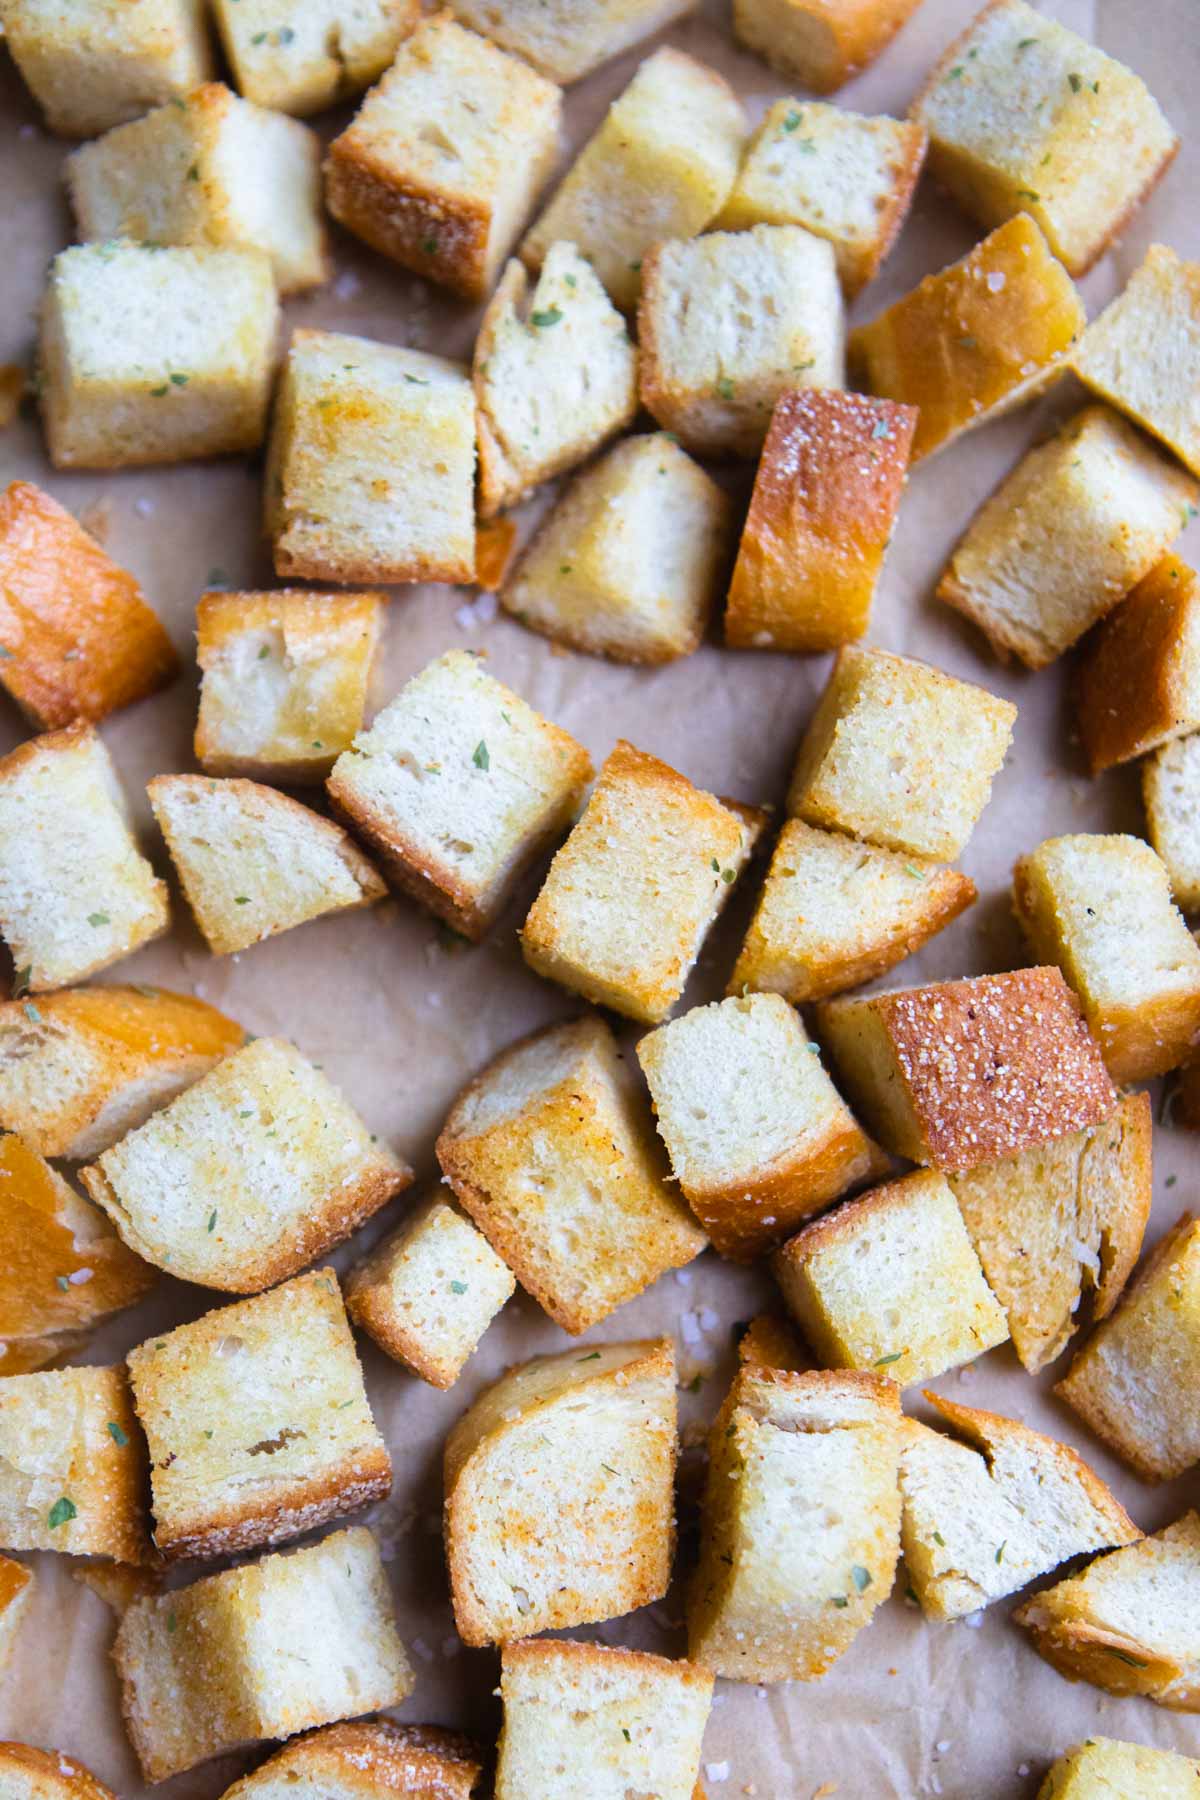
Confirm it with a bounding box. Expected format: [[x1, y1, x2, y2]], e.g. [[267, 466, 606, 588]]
[[1, 0, 1199, 1793]]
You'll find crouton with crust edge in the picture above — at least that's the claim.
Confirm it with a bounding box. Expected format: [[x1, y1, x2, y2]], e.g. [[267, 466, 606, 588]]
[[0, 1743, 117, 1800], [0, 0, 213, 137], [1038, 1737, 1200, 1797], [731, 0, 923, 94], [1077, 556, 1200, 772], [216, 1721, 484, 1800], [1144, 730, 1200, 912], [1072, 245, 1200, 478], [447, 0, 696, 85]]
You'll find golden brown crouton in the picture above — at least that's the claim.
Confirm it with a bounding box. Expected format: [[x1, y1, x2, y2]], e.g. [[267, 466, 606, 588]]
[[1038, 1736, 1200, 1797], [0, 1743, 118, 1800], [1144, 730, 1200, 912], [1077, 556, 1200, 771], [732, 0, 923, 93], [217, 1722, 484, 1800], [1072, 245, 1200, 478]]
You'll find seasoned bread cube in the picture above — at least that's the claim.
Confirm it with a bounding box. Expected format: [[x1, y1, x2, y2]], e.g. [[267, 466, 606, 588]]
[[0, 481, 177, 730], [444, 1339, 677, 1646], [346, 1185, 515, 1388], [127, 1270, 390, 1561], [475, 243, 638, 517], [725, 390, 916, 652], [774, 1169, 1009, 1385], [937, 408, 1198, 669], [0, 1364, 149, 1562], [688, 1365, 900, 1681], [637, 225, 844, 459], [501, 435, 732, 665], [148, 774, 385, 956], [732, 0, 922, 93], [1078, 557, 1200, 772], [816, 968, 1118, 1171], [1145, 731, 1200, 911], [325, 14, 561, 304], [1013, 833, 1200, 1083], [266, 330, 476, 586], [636, 993, 882, 1260], [217, 1722, 484, 1800], [66, 84, 326, 295], [522, 741, 763, 1024], [0, 724, 169, 993], [0, 1745, 117, 1800], [327, 650, 591, 941], [113, 1526, 414, 1781], [786, 645, 1015, 861], [950, 1092, 1151, 1373], [1072, 245, 1200, 478], [849, 213, 1085, 462], [496, 1638, 712, 1800], [212, 0, 417, 116], [448, 0, 695, 84], [1055, 1213, 1200, 1482], [80, 1036, 412, 1293], [521, 47, 745, 312], [899, 1393, 1137, 1621], [1039, 1737, 1200, 1798], [438, 1016, 704, 1332], [0, 0, 211, 136], [729, 820, 975, 1004], [912, 0, 1177, 278], [0, 1557, 34, 1672]]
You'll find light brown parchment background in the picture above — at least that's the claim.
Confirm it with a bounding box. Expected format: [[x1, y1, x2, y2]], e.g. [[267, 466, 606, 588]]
[[1, 1, 1199, 1793]]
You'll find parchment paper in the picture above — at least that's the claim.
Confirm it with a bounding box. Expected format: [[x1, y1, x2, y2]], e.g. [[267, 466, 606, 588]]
[[1, 1, 1198, 1793]]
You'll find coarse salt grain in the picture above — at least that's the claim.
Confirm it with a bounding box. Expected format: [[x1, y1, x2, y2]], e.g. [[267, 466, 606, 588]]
[[67, 1267, 93, 1285], [134, 495, 156, 517], [986, 271, 1006, 293], [699, 1306, 720, 1332], [962, 1610, 984, 1628], [706, 1763, 730, 1784], [333, 271, 362, 300]]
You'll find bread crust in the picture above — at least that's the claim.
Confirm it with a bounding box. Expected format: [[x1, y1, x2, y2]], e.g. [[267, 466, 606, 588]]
[[0, 1744, 117, 1800], [325, 140, 492, 304], [1077, 555, 1200, 772], [219, 1722, 484, 1800], [732, 0, 923, 93]]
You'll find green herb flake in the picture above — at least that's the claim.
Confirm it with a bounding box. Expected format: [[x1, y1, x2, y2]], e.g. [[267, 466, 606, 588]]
[[850, 1564, 872, 1592], [277, 23, 294, 41], [1017, 189, 1040, 201], [578, 1351, 601, 1362], [204, 1428, 214, 1438], [565, 274, 577, 288], [1105, 1648, 1148, 1669], [166, 1611, 177, 1634], [1067, 71, 1082, 91], [56, 1275, 70, 1291], [957, 334, 978, 348], [251, 29, 267, 42], [947, 64, 965, 79], [47, 1496, 77, 1529], [871, 419, 891, 439], [422, 237, 439, 256], [874, 1351, 903, 1366], [234, 895, 250, 905], [87, 910, 110, 926], [686, 1373, 703, 1393], [169, 372, 188, 387], [403, 372, 430, 386], [559, 563, 572, 574], [206, 567, 228, 588], [782, 110, 803, 132], [601, 1462, 619, 1476], [721, 867, 735, 884], [717, 376, 736, 400], [622, 1728, 631, 1742], [12, 966, 31, 997], [995, 1541, 1006, 1564], [150, 384, 169, 397], [23, 1002, 40, 1024], [450, 1279, 467, 1294], [830, 1594, 849, 1608], [472, 740, 490, 771], [531, 306, 563, 328], [187, 164, 200, 182], [257, 645, 270, 660], [207, 1210, 217, 1233], [1166, 1174, 1178, 1188], [107, 1421, 129, 1447], [1017, 35, 1037, 48], [905, 865, 925, 880], [932, 1531, 945, 1547]]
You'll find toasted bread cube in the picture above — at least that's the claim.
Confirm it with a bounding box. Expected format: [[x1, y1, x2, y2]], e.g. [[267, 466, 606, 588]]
[[521, 48, 745, 312], [1073, 246, 1200, 478], [1055, 1214, 1200, 1482], [736, 1312, 809, 1373], [638, 226, 844, 459], [438, 1017, 704, 1332], [1078, 557, 1200, 772], [266, 330, 475, 585], [0, 0, 212, 136], [80, 1037, 412, 1293], [0, 1364, 149, 1562], [218, 1722, 484, 1800], [1013, 833, 1200, 1083], [496, 1638, 712, 1800], [849, 214, 1085, 462], [327, 650, 591, 941], [212, 0, 417, 116], [786, 646, 1015, 861], [113, 1526, 414, 1781], [816, 968, 1118, 1170], [1039, 1737, 1200, 1798], [148, 774, 385, 957], [0, 724, 169, 993], [501, 435, 732, 665], [938, 408, 1198, 669], [0, 1745, 116, 1800], [522, 741, 763, 1024], [1145, 731, 1200, 911], [732, 0, 922, 93], [345, 1185, 515, 1388], [0, 1556, 34, 1673], [729, 820, 975, 1005], [636, 993, 881, 1260], [688, 1365, 900, 1681], [0, 481, 177, 730], [325, 15, 561, 304], [447, 0, 695, 84], [726, 391, 916, 652], [900, 1394, 1137, 1622]]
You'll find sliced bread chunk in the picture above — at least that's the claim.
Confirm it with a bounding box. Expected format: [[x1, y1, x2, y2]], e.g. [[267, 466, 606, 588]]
[[0, 0, 212, 136], [1078, 556, 1200, 772], [1072, 245, 1200, 477], [1039, 1737, 1200, 1798], [0, 1363, 150, 1562], [217, 1722, 483, 1800], [1144, 730, 1200, 911], [0, 1557, 34, 1673], [736, 1312, 810, 1375], [447, 0, 695, 84], [211, 0, 416, 116], [0, 1744, 117, 1800], [731, 0, 922, 93]]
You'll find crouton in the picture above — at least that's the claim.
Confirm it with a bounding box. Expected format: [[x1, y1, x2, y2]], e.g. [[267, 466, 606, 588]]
[[0, 1559, 34, 1673], [849, 213, 1085, 462], [636, 993, 882, 1260], [127, 1269, 390, 1561], [637, 226, 844, 459], [327, 650, 591, 941], [521, 48, 745, 312], [211, 0, 417, 116], [148, 774, 385, 956], [218, 1722, 484, 1800], [438, 1016, 704, 1332], [0, 724, 169, 993], [1015, 1511, 1200, 1710], [501, 435, 732, 664], [774, 1170, 1009, 1384], [325, 14, 561, 304], [80, 1036, 412, 1293], [786, 645, 1015, 861], [737, 1313, 810, 1374], [113, 1526, 414, 1781], [0, 1745, 117, 1800], [912, 0, 1177, 278], [265, 330, 476, 586], [474, 243, 638, 517], [0, 1364, 150, 1562], [0, 0, 212, 136], [1013, 833, 1200, 1083], [937, 408, 1198, 669], [725, 391, 917, 652], [1078, 556, 1200, 771], [496, 1638, 712, 1800], [718, 101, 926, 297], [447, 0, 695, 84], [345, 1186, 515, 1389], [732, 0, 923, 93], [816, 967, 1118, 1171], [0, 481, 177, 730], [1145, 731, 1200, 911], [949, 1092, 1151, 1373], [1055, 1214, 1200, 1482], [1039, 1737, 1200, 1798], [66, 84, 326, 295], [729, 820, 975, 1004], [444, 1339, 677, 1646], [688, 1365, 900, 1681], [473, 517, 516, 593], [522, 741, 763, 1024], [900, 1394, 1137, 1622], [1072, 246, 1200, 478]]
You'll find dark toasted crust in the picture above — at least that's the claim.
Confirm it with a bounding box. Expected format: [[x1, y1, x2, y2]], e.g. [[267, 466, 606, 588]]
[[1076, 555, 1200, 772], [151, 1450, 392, 1563], [736, 1314, 810, 1373], [224, 1722, 484, 1800], [503, 1632, 713, 1693], [474, 516, 517, 589], [734, 0, 924, 93], [0, 1744, 118, 1800], [324, 140, 491, 303]]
